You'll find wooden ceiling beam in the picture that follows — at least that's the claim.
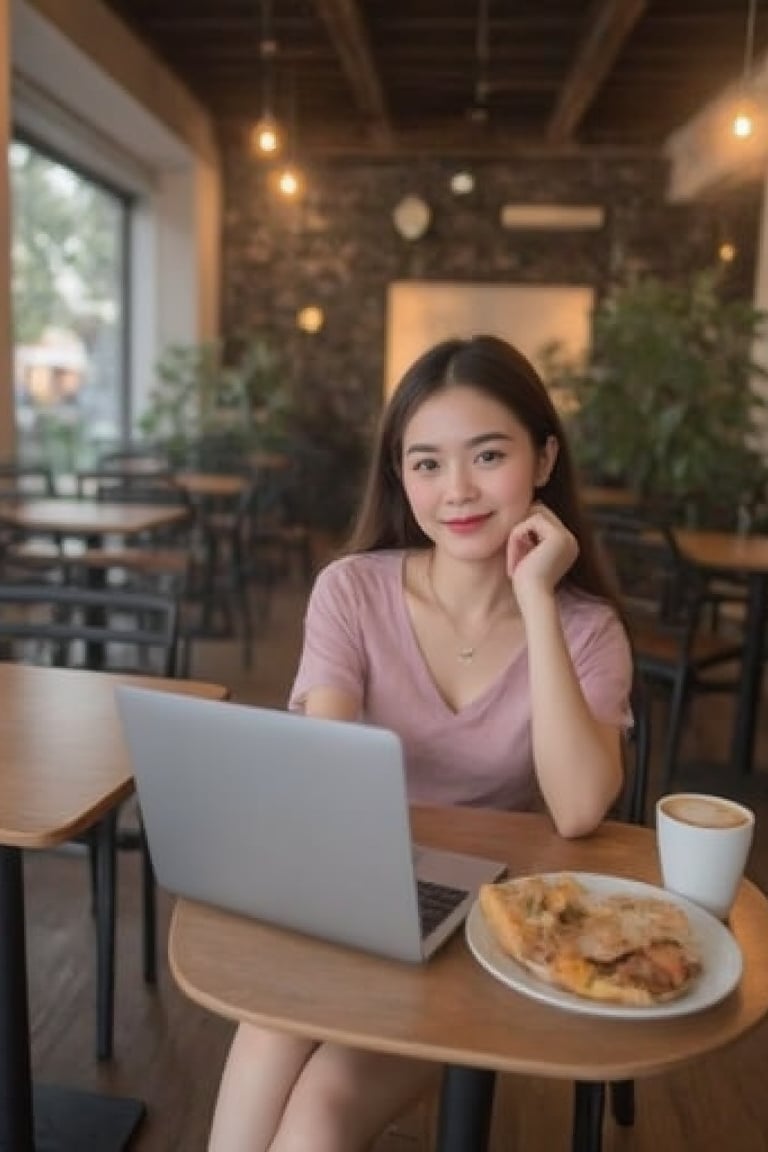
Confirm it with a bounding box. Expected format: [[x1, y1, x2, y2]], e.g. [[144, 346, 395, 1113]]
[[223, 117, 658, 160], [311, 0, 392, 144], [547, 0, 648, 144]]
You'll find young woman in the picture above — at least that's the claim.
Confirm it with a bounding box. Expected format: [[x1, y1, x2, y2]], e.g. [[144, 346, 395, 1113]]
[[208, 334, 632, 1152]]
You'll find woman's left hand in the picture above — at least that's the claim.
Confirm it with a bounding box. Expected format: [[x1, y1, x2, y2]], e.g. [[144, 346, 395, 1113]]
[[506, 503, 579, 606]]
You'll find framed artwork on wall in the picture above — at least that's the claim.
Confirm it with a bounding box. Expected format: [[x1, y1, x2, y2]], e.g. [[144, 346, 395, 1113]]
[[385, 281, 595, 398]]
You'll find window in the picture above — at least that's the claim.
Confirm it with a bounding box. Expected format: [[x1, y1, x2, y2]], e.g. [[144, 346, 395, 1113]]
[[9, 138, 130, 471]]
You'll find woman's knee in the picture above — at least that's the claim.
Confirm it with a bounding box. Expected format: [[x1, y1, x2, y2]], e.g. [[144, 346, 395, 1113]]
[[271, 1046, 438, 1152], [230, 1022, 316, 1068]]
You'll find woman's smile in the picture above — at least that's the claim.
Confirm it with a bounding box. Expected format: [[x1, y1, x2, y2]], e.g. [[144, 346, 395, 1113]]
[[442, 513, 493, 534]]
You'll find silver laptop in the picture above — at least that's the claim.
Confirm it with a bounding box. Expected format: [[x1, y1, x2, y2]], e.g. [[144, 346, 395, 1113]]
[[115, 686, 506, 962]]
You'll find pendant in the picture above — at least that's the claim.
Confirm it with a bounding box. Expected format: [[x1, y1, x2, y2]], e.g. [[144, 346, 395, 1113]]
[[458, 647, 475, 662]]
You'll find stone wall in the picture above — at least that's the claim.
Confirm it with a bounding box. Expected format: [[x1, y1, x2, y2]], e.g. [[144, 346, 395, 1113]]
[[220, 147, 761, 527]]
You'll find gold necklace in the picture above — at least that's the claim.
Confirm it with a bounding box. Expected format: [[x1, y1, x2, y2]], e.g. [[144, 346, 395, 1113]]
[[426, 551, 507, 663]]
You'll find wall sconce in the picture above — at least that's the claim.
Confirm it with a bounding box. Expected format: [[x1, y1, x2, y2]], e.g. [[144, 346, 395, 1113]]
[[499, 204, 605, 230], [296, 305, 324, 334], [449, 171, 475, 195], [392, 195, 432, 241]]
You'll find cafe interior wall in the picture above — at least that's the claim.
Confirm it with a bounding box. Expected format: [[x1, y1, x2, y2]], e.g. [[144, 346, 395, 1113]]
[[221, 144, 761, 528]]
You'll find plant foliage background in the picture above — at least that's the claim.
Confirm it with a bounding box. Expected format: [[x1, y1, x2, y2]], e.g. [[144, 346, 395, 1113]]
[[547, 269, 768, 524]]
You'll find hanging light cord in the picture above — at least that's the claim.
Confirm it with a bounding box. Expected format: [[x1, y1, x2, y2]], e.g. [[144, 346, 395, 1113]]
[[259, 0, 277, 114], [743, 0, 758, 80], [474, 0, 490, 106]]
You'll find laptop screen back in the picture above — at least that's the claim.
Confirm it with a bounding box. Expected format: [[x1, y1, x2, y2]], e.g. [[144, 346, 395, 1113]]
[[116, 686, 429, 960]]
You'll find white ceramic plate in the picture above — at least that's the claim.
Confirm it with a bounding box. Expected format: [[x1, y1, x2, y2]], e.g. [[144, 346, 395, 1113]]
[[465, 872, 743, 1019]]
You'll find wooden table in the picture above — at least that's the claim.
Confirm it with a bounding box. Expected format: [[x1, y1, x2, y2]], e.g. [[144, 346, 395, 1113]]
[[0, 499, 190, 668], [0, 497, 188, 541], [674, 530, 768, 775], [173, 472, 249, 500], [582, 486, 638, 510], [0, 663, 228, 1152], [169, 806, 768, 1152]]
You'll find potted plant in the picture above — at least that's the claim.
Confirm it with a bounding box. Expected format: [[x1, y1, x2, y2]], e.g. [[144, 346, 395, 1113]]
[[138, 333, 292, 468], [547, 269, 768, 527]]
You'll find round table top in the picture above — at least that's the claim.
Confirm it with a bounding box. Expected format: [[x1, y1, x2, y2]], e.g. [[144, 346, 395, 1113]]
[[0, 498, 188, 536], [169, 806, 768, 1082], [674, 529, 768, 574]]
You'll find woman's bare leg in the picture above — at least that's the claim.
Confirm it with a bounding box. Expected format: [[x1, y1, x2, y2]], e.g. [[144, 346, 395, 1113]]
[[269, 1043, 441, 1152], [208, 1023, 318, 1152]]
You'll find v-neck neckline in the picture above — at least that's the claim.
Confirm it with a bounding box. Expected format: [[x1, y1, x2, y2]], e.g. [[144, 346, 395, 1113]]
[[394, 551, 528, 718]]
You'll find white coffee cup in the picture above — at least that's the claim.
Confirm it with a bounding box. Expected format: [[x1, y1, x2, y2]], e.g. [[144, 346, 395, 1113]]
[[656, 792, 755, 921]]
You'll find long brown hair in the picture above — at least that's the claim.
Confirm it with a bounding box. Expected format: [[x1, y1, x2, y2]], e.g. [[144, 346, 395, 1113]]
[[345, 334, 614, 602]]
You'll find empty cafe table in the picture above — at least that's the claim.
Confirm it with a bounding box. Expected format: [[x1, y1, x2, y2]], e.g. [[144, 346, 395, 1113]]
[[582, 485, 638, 511], [0, 663, 228, 1152], [0, 498, 191, 669], [169, 805, 768, 1152], [0, 497, 188, 543]]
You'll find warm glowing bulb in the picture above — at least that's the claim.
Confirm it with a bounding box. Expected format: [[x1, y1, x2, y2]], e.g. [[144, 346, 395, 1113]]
[[719, 242, 737, 263], [733, 111, 754, 138], [296, 305, 324, 334], [278, 168, 300, 196], [251, 116, 280, 155]]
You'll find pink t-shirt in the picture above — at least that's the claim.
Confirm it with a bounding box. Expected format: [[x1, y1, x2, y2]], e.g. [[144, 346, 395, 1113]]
[[289, 550, 632, 811]]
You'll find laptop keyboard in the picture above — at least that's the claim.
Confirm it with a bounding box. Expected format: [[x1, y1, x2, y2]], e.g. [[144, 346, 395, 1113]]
[[417, 879, 468, 937]]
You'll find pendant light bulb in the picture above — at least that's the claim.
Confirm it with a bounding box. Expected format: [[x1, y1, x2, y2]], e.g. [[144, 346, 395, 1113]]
[[733, 0, 758, 140], [251, 115, 280, 155], [732, 109, 754, 138], [278, 167, 300, 197]]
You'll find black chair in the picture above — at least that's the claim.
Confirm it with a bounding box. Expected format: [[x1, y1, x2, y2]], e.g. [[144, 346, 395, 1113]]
[[0, 461, 56, 498], [80, 477, 199, 672], [194, 472, 275, 667], [595, 513, 744, 788], [249, 455, 314, 589], [0, 581, 181, 1060], [75, 465, 174, 500], [0, 463, 63, 575], [96, 444, 169, 472]]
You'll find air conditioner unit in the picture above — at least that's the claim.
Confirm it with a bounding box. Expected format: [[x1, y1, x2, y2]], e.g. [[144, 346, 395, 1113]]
[[499, 204, 605, 230]]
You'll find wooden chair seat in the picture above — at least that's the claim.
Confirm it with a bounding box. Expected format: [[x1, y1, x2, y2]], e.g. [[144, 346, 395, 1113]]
[[5, 539, 189, 577], [628, 616, 743, 670]]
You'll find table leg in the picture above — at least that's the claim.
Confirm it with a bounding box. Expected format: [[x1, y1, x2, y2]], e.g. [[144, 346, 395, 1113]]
[[0, 846, 35, 1151], [572, 1081, 604, 1152], [729, 573, 767, 774], [82, 533, 108, 670], [435, 1066, 496, 1152], [96, 812, 118, 1062], [0, 845, 145, 1152]]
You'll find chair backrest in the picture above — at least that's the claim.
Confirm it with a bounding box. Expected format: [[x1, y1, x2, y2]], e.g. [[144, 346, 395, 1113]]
[[98, 444, 169, 469], [617, 675, 652, 826], [594, 512, 722, 649], [75, 468, 176, 500], [0, 582, 180, 677], [94, 478, 189, 506], [593, 513, 686, 617], [0, 462, 56, 499]]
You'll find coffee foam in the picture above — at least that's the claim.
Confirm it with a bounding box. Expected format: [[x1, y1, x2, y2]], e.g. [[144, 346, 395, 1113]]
[[661, 795, 748, 830]]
